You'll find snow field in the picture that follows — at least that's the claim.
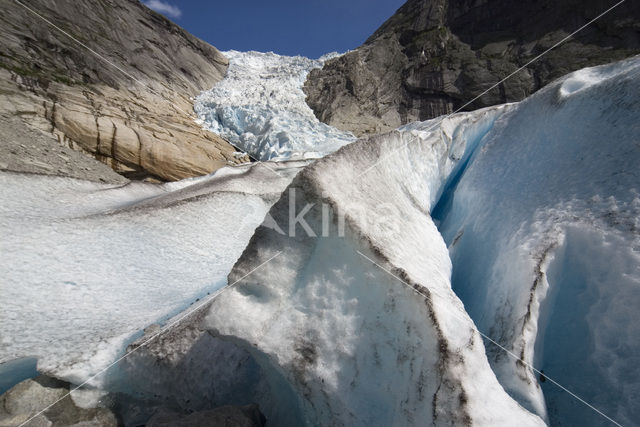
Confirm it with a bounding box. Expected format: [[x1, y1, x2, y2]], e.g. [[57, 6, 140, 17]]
[[0, 161, 301, 386]]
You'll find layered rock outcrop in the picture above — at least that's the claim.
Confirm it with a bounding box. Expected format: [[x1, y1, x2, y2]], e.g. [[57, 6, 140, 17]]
[[303, 0, 640, 135], [0, 0, 247, 181]]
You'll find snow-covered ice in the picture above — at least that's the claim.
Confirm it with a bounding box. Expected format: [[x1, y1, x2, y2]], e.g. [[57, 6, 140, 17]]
[[194, 50, 356, 160], [0, 161, 303, 386]]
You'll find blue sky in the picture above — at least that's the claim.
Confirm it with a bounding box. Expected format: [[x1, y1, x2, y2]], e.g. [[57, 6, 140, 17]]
[[142, 0, 406, 58]]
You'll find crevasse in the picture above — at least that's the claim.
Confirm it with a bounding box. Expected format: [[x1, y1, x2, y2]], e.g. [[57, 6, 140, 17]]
[[437, 55, 640, 425]]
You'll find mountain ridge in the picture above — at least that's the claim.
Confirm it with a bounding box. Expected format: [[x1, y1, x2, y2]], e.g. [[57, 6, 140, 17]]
[[303, 0, 640, 135], [0, 0, 248, 182]]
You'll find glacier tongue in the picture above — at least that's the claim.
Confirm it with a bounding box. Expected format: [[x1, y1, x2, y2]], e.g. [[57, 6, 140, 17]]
[[194, 50, 356, 161], [3, 46, 638, 426]]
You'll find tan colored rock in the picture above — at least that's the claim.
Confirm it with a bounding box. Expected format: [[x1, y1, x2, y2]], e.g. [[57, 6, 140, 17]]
[[0, 0, 249, 181]]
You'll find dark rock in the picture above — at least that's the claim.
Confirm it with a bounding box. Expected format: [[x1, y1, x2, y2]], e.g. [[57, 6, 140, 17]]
[[303, 0, 640, 135], [146, 404, 267, 427]]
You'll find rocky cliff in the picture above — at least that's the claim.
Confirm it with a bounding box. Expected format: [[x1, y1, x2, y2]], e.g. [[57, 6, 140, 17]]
[[303, 0, 640, 135], [0, 0, 247, 181]]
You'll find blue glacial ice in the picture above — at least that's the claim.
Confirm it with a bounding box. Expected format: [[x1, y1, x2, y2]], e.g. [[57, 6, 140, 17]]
[[194, 50, 356, 161], [437, 55, 640, 425]]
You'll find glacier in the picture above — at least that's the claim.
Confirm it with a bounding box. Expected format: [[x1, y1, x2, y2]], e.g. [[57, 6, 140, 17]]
[[124, 104, 546, 426], [134, 55, 640, 426], [198, 106, 547, 426], [194, 50, 356, 161], [120, 103, 543, 425], [2, 51, 639, 427]]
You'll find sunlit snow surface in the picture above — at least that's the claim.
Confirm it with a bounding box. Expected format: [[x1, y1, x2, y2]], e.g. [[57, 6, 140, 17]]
[[194, 50, 356, 160], [0, 162, 302, 385]]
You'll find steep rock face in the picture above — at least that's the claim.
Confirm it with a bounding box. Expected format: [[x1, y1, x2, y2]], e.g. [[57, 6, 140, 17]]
[[303, 0, 640, 135], [0, 114, 127, 184], [0, 0, 247, 181]]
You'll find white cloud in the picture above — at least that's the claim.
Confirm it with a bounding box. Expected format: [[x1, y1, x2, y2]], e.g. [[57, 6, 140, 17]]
[[142, 0, 182, 19]]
